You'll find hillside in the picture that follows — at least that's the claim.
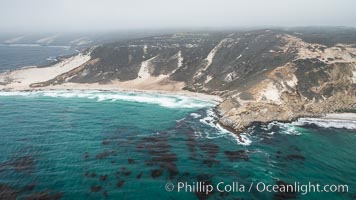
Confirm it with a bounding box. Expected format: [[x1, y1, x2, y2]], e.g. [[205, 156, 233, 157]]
[[1, 28, 355, 133]]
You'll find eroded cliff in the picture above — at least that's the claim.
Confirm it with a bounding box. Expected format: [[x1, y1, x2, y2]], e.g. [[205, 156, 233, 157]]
[[2, 28, 355, 132]]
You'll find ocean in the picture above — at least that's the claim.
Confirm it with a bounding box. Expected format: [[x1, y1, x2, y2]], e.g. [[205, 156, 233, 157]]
[[0, 44, 76, 72], [0, 90, 355, 199]]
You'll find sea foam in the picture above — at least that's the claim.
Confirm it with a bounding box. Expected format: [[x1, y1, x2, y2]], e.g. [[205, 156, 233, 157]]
[[267, 121, 301, 135], [0, 90, 215, 109], [292, 118, 356, 130], [199, 108, 252, 145]]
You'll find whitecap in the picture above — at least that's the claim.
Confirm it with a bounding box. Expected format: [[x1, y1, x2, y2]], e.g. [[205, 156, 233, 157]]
[[267, 131, 275, 135], [199, 108, 218, 127], [268, 121, 301, 135], [46, 56, 58, 62], [190, 113, 201, 119], [230, 133, 252, 146]]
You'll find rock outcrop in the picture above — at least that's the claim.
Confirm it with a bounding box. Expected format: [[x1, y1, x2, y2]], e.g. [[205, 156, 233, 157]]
[[2, 28, 356, 133]]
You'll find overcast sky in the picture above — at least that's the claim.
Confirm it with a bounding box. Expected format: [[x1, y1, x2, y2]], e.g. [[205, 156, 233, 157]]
[[1, 0, 356, 32]]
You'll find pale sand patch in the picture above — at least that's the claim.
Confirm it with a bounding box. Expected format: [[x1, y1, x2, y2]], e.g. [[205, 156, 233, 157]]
[[0, 53, 91, 90], [171, 50, 183, 74], [322, 113, 356, 121], [285, 74, 298, 88], [193, 38, 228, 79], [259, 82, 281, 103], [205, 75, 213, 84], [137, 56, 157, 79], [117, 56, 187, 92]]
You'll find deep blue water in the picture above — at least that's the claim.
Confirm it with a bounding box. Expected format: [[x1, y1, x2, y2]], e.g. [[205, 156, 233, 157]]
[[0, 91, 355, 200], [0, 44, 76, 72]]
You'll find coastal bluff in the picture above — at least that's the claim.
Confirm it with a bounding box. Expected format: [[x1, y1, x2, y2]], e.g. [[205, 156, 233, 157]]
[[1, 28, 355, 133]]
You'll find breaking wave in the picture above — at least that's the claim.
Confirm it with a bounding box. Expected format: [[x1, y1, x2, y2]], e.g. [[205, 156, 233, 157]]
[[0, 90, 216, 109], [292, 118, 356, 130], [266, 121, 301, 135], [198, 108, 252, 146]]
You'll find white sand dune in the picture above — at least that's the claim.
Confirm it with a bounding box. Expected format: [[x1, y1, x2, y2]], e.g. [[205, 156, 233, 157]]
[[0, 53, 91, 90]]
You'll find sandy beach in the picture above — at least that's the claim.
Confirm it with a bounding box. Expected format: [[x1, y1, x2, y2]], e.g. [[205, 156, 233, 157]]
[[0, 53, 222, 103], [322, 113, 356, 121]]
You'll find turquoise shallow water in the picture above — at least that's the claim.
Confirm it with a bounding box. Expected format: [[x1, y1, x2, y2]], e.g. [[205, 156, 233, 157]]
[[0, 91, 355, 200]]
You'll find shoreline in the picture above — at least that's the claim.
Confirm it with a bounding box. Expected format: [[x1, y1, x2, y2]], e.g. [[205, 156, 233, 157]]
[[1, 87, 355, 142], [0, 86, 222, 104], [295, 113, 356, 129], [1, 83, 354, 133], [1, 52, 354, 134], [220, 112, 356, 137], [0, 51, 222, 104], [1, 86, 354, 131], [321, 113, 356, 121]]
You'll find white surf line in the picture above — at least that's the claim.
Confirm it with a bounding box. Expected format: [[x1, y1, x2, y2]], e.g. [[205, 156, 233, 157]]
[[293, 117, 356, 130], [0, 90, 217, 109], [198, 108, 252, 146]]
